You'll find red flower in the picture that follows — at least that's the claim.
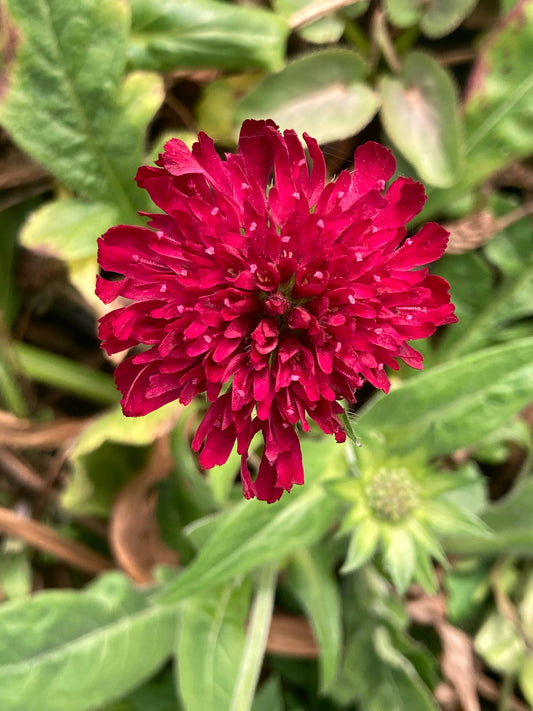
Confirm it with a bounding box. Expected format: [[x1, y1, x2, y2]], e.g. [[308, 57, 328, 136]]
[[97, 119, 456, 502]]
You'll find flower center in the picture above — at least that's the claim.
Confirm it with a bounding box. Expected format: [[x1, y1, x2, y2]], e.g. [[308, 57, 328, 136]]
[[365, 467, 419, 523]]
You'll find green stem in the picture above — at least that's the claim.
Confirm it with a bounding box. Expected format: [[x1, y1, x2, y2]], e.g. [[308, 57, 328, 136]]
[[230, 562, 278, 711]]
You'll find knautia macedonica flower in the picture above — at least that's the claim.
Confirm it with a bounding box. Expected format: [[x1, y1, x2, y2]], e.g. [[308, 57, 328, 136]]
[[97, 119, 456, 503]]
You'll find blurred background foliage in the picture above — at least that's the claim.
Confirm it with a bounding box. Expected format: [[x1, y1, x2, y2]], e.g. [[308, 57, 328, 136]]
[[1, 1, 533, 710]]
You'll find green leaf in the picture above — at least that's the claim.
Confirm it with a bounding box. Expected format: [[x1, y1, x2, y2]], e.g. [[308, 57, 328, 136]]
[[155, 486, 340, 605], [422, 1, 533, 217], [14, 341, 119, 406], [341, 518, 381, 572], [436, 204, 533, 359], [358, 338, 533, 457], [0, 573, 177, 711], [519, 655, 533, 707], [274, 0, 345, 44], [335, 625, 438, 710], [380, 51, 463, 187], [128, 0, 288, 72], [20, 198, 120, 309], [237, 49, 380, 144], [252, 677, 285, 711], [287, 545, 342, 691], [175, 580, 251, 711], [62, 401, 183, 516], [0, 0, 153, 218], [22, 199, 118, 262], [382, 527, 416, 594], [475, 611, 525, 674], [463, 0, 533, 182], [385, 0, 479, 37], [445, 478, 533, 557]]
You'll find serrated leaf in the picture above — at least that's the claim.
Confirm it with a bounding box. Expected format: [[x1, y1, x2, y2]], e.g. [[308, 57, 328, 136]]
[[128, 0, 288, 72], [380, 51, 462, 187], [358, 338, 533, 457], [155, 486, 340, 605], [287, 545, 342, 691], [0, 0, 151, 218], [237, 49, 380, 144], [0, 573, 177, 711], [175, 580, 251, 711]]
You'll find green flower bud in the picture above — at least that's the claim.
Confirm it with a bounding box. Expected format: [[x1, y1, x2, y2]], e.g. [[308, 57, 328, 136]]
[[365, 467, 419, 523]]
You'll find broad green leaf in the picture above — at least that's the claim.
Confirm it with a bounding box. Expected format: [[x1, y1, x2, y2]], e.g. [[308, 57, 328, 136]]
[[237, 49, 380, 144], [475, 611, 525, 674], [422, 1, 533, 217], [519, 656, 533, 708], [287, 545, 342, 691], [62, 401, 183, 515], [156, 486, 340, 605], [380, 51, 463, 187], [358, 338, 533, 457], [0, 573, 177, 711], [128, 0, 288, 72], [0, 0, 146, 218], [385, 0, 479, 37], [274, 0, 345, 44], [20, 198, 120, 310], [22, 199, 119, 261], [175, 580, 251, 711]]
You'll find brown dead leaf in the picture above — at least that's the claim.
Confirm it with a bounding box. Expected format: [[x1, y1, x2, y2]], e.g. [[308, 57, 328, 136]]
[[110, 435, 179, 584], [444, 210, 498, 254], [267, 613, 318, 657], [407, 591, 480, 711], [0, 410, 89, 447], [444, 202, 533, 255]]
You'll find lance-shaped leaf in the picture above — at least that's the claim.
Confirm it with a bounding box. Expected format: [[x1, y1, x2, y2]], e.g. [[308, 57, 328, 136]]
[[380, 51, 463, 187], [357, 338, 533, 457], [156, 486, 340, 605], [175, 580, 251, 711]]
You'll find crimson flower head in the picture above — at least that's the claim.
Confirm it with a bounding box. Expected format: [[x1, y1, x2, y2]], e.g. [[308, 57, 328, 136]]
[[97, 119, 456, 503]]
